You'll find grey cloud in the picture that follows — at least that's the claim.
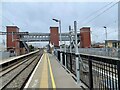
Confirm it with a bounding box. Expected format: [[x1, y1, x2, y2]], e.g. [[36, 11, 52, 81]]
[[2, 2, 118, 43]]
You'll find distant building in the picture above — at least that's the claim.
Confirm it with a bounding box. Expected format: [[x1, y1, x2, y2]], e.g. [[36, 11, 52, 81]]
[[6, 26, 20, 55], [91, 43, 105, 48], [6, 26, 27, 56], [105, 40, 120, 48], [80, 27, 91, 48]]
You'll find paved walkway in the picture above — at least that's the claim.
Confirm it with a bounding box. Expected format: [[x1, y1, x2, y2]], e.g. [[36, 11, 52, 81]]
[[25, 50, 80, 88]]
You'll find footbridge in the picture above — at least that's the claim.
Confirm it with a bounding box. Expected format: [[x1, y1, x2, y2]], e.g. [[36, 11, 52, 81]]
[[20, 32, 80, 42]]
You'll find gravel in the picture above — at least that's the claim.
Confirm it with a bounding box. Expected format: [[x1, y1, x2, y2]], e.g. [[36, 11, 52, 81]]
[[0, 52, 42, 89], [6, 56, 40, 88]]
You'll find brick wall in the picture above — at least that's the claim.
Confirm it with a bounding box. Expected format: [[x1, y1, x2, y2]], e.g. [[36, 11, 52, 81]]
[[50, 27, 59, 47], [80, 27, 91, 48], [6, 26, 20, 55]]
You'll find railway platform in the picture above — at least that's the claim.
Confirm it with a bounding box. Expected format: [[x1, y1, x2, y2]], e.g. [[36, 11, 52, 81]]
[[24, 50, 80, 88], [0, 50, 39, 65]]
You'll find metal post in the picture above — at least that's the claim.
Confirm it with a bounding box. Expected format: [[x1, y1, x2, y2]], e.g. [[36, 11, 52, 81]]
[[117, 61, 120, 90], [27, 36, 29, 52], [103, 26, 107, 43], [64, 42, 67, 68], [89, 57, 93, 90], [118, 3, 120, 89], [52, 18, 62, 64], [59, 20, 63, 65], [105, 28, 107, 43], [104, 26, 107, 52], [69, 26, 72, 53], [116, 3, 120, 90], [74, 21, 80, 84], [70, 53, 72, 72], [58, 51, 60, 61], [105, 27, 107, 53], [69, 26, 73, 72]]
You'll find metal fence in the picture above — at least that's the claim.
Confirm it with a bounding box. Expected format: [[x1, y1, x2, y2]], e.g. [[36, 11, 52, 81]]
[[66, 48, 119, 58], [56, 50, 120, 90], [78, 48, 119, 58]]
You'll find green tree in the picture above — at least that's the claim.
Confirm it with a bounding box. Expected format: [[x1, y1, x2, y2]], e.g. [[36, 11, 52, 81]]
[[29, 45, 34, 52]]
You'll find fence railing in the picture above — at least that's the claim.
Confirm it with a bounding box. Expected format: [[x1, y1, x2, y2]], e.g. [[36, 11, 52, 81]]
[[66, 48, 119, 58], [56, 50, 120, 90], [78, 48, 119, 58]]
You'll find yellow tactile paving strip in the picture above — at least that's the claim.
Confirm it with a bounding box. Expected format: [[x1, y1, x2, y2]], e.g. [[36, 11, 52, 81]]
[[40, 49, 56, 88], [40, 53, 48, 88], [47, 53, 56, 89]]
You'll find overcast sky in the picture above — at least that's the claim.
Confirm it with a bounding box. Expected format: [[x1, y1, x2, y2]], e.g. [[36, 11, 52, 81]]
[[0, 1, 118, 46]]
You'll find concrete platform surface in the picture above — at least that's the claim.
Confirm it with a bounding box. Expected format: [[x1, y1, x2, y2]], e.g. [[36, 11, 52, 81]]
[[25, 50, 80, 88], [0, 50, 39, 65]]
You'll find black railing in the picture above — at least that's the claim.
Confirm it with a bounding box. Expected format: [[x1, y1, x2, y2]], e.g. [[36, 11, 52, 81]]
[[56, 50, 120, 90]]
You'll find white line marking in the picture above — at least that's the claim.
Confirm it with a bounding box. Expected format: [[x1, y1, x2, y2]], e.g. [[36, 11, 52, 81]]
[[24, 54, 44, 88]]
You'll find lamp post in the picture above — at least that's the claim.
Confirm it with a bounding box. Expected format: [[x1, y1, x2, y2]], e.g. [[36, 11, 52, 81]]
[[52, 18, 62, 64], [103, 26, 107, 51], [52, 19, 62, 42]]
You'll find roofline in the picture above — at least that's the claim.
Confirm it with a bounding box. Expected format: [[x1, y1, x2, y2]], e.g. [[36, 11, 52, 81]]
[[80, 27, 90, 29], [6, 26, 19, 29], [50, 26, 58, 28], [105, 40, 120, 41]]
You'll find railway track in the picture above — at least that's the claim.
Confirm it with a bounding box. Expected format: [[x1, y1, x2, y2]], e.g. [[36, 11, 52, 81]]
[[0, 54, 35, 77], [0, 51, 43, 89], [0, 53, 37, 72]]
